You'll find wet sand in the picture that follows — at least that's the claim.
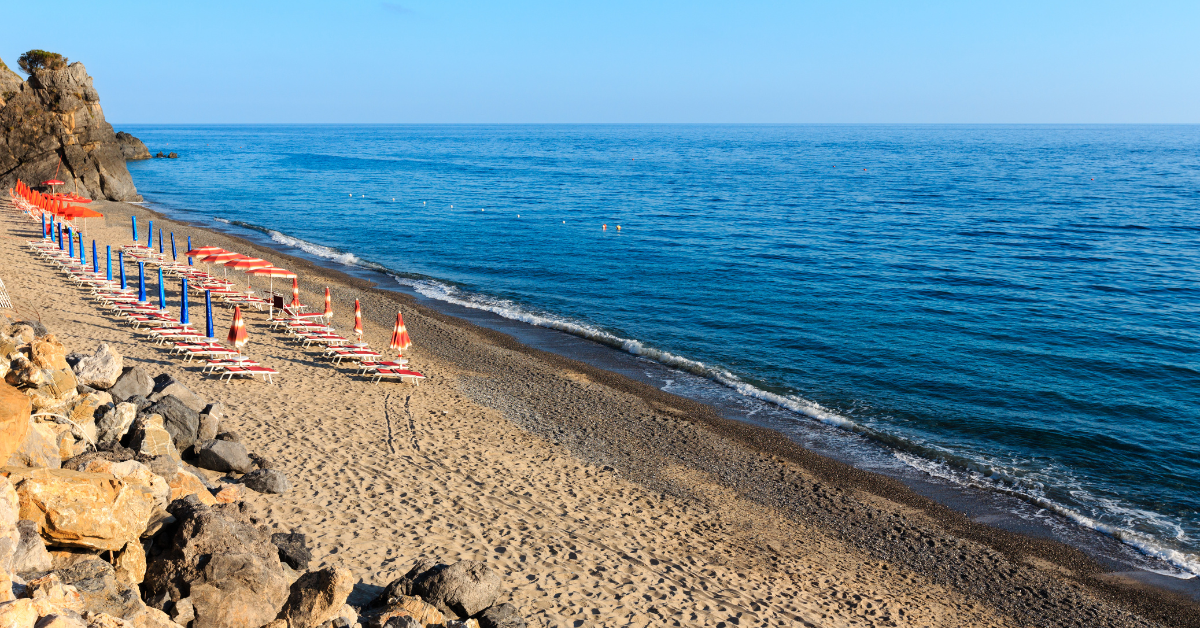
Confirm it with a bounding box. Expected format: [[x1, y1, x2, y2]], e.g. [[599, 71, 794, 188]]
[[2, 197, 1196, 627]]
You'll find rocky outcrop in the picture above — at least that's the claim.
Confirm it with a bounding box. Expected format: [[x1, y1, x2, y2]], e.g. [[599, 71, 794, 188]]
[[385, 559, 501, 620], [3, 467, 157, 552], [74, 345, 122, 391], [0, 58, 22, 107], [0, 381, 31, 464], [114, 132, 150, 161], [242, 469, 289, 494], [0, 61, 142, 201], [279, 566, 354, 628]]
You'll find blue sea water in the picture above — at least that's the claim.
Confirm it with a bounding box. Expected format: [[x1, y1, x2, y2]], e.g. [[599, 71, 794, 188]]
[[122, 124, 1200, 576]]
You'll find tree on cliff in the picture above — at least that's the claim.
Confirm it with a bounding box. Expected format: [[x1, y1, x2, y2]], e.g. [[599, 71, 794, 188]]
[[17, 50, 68, 76]]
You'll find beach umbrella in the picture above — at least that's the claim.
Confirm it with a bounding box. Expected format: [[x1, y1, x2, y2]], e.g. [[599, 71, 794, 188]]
[[138, 262, 147, 303], [323, 287, 332, 320], [197, 251, 244, 278], [147, 220, 153, 248], [246, 266, 295, 318], [186, 246, 226, 257], [290, 278, 301, 308], [106, 246, 112, 282], [78, 233, 84, 265], [118, 251, 126, 289], [353, 299, 363, 339], [159, 228, 164, 254], [57, 223, 63, 250], [171, 233, 177, 260], [92, 240, 98, 274], [131, 216, 138, 242], [187, 236, 193, 265], [157, 268, 166, 311], [180, 278, 190, 325], [40, 213, 46, 239], [205, 291, 214, 338], [67, 227, 74, 257], [389, 311, 411, 355], [227, 306, 248, 353], [42, 179, 64, 187]]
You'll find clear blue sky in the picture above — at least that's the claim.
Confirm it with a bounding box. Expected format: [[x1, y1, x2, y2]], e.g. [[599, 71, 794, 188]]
[[5, 1, 1197, 123]]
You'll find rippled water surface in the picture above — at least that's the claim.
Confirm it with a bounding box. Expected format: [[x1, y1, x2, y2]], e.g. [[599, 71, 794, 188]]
[[123, 124, 1200, 574]]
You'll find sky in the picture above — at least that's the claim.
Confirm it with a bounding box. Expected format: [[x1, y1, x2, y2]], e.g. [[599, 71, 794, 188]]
[[4, 1, 1198, 124]]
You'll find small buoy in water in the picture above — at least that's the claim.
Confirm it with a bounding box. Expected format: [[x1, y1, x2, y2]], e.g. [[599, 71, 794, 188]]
[[361, 194, 365, 197], [392, 198, 395, 201], [349, 193, 352, 197], [863, 168, 867, 171], [517, 214, 520, 218], [617, 225, 621, 231], [603, 224, 607, 231], [451, 205, 454, 208], [423, 201, 426, 206], [562, 220, 565, 224]]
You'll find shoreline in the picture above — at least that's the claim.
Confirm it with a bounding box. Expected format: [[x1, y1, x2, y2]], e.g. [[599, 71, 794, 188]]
[[12, 197, 1198, 626]]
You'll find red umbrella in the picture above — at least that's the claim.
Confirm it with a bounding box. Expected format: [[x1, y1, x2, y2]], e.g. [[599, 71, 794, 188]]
[[246, 266, 296, 317], [353, 299, 363, 338], [289, 278, 301, 308], [42, 179, 64, 186], [227, 306, 248, 352], [186, 246, 227, 257], [323, 287, 332, 319], [224, 257, 272, 270], [390, 311, 411, 355]]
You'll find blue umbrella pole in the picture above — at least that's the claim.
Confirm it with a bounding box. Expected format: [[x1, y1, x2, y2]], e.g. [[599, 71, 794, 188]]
[[157, 268, 166, 310], [92, 240, 98, 273], [106, 246, 113, 282], [187, 236, 193, 265], [171, 233, 177, 260], [118, 251, 127, 289], [205, 291, 215, 338], [180, 278, 190, 325], [138, 262, 147, 302], [147, 219, 153, 248]]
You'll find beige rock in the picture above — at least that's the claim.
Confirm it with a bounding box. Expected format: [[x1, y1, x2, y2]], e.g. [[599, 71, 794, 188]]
[[129, 416, 180, 462], [72, 345, 122, 390], [0, 477, 18, 603], [67, 393, 111, 446], [0, 598, 39, 628], [4, 356, 43, 389], [26, 381, 78, 417], [30, 335, 68, 371], [96, 403, 136, 449], [3, 467, 157, 551], [125, 607, 184, 628], [27, 572, 85, 612], [370, 596, 444, 627], [212, 485, 242, 504], [165, 469, 216, 506], [7, 420, 62, 469], [0, 382, 31, 465], [261, 621, 286, 628], [82, 611, 132, 628], [36, 613, 89, 628], [81, 461, 170, 512], [113, 541, 146, 586], [281, 566, 354, 628]]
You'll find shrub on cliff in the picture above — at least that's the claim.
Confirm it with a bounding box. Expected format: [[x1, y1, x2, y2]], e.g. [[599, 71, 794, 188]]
[[17, 50, 68, 75]]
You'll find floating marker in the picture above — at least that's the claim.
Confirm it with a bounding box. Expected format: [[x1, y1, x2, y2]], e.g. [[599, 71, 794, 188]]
[[517, 214, 520, 218], [562, 220, 565, 224], [617, 225, 621, 231], [603, 224, 607, 231]]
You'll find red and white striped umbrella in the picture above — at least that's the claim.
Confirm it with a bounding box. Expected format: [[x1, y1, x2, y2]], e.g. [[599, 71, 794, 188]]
[[290, 278, 301, 308], [227, 306, 248, 352], [353, 299, 363, 338], [389, 310, 411, 354], [323, 287, 332, 319]]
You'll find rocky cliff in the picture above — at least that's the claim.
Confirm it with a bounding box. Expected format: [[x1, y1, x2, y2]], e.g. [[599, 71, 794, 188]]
[[0, 59, 142, 201]]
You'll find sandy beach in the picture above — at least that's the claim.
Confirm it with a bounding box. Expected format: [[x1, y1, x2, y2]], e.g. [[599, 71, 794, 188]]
[[2, 197, 1195, 628]]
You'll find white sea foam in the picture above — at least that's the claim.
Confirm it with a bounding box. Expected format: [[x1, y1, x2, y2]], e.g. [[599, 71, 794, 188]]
[[267, 230, 362, 266]]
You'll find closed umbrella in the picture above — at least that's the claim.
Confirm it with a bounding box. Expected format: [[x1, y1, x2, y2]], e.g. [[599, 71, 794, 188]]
[[67, 226, 74, 257], [180, 278, 190, 325], [187, 236, 193, 265], [41, 213, 46, 239], [323, 287, 332, 320], [138, 262, 147, 302], [77, 232, 84, 265], [290, 278, 301, 308], [159, 228, 164, 254], [353, 299, 363, 339], [147, 219, 153, 248], [106, 246, 112, 282], [157, 268, 167, 311], [227, 306, 248, 353], [92, 240, 98, 274], [390, 311, 411, 355], [171, 233, 177, 261], [118, 251, 126, 289], [131, 216, 137, 242], [205, 291, 214, 338]]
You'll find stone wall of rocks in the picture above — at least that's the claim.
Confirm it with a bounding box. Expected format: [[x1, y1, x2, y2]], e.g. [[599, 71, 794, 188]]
[[0, 322, 525, 628]]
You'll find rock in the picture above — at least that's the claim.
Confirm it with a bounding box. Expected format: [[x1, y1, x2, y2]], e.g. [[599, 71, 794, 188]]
[[51, 558, 144, 618], [168, 597, 193, 625], [125, 607, 185, 628], [142, 397, 199, 452], [477, 603, 525, 628], [446, 621, 481, 628], [96, 404, 137, 450], [0, 598, 40, 626], [165, 468, 216, 507], [335, 604, 358, 627], [73, 346, 122, 391], [79, 460, 170, 512], [0, 62, 143, 202], [67, 392, 110, 446], [30, 336, 68, 371], [408, 560, 501, 619], [0, 381, 31, 465], [9, 322, 45, 341], [4, 355, 42, 389], [49, 548, 102, 571], [127, 416, 180, 462], [247, 453, 272, 470], [26, 378, 79, 416], [149, 378, 204, 415], [27, 572, 85, 612], [106, 369, 153, 404], [37, 613, 90, 628], [114, 132, 150, 161], [12, 519, 52, 575], [211, 485, 242, 504], [364, 590, 443, 628], [196, 404, 222, 446], [196, 440, 252, 474], [214, 432, 239, 444], [125, 397, 152, 414], [280, 566, 354, 628], [382, 617, 421, 628], [154, 152, 166, 159], [8, 421, 64, 468], [113, 541, 145, 586], [66, 353, 87, 369], [270, 532, 310, 571], [0, 477, 18, 603], [166, 153, 178, 159], [242, 469, 289, 494], [143, 497, 289, 628], [3, 467, 157, 552]]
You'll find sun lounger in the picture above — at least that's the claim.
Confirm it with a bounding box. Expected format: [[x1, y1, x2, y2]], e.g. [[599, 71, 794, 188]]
[[371, 367, 425, 385], [326, 348, 382, 365], [356, 359, 409, 375], [218, 365, 277, 383]]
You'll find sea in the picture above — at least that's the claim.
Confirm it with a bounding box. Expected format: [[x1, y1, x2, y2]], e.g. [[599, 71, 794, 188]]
[[121, 124, 1200, 580]]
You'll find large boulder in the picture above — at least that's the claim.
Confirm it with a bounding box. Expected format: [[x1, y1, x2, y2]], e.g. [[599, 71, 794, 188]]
[[96, 403, 137, 450], [280, 566, 354, 628], [8, 421, 66, 468], [242, 469, 289, 494], [391, 559, 501, 620], [143, 397, 199, 452], [477, 603, 526, 628], [114, 132, 151, 161], [0, 381, 31, 464], [0, 62, 143, 201], [270, 532, 310, 571], [196, 440, 252, 474], [143, 497, 290, 628], [363, 596, 443, 628], [12, 519, 52, 575], [79, 460, 170, 513], [196, 403, 223, 445], [66, 392, 110, 446], [0, 477, 18, 603], [106, 368, 153, 404], [127, 416, 181, 462], [163, 467, 217, 507], [73, 345, 123, 390], [30, 335, 69, 371], [50, 557, 145, 618], [3, 467, 157, 552], [148, 378, 205, 415]]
